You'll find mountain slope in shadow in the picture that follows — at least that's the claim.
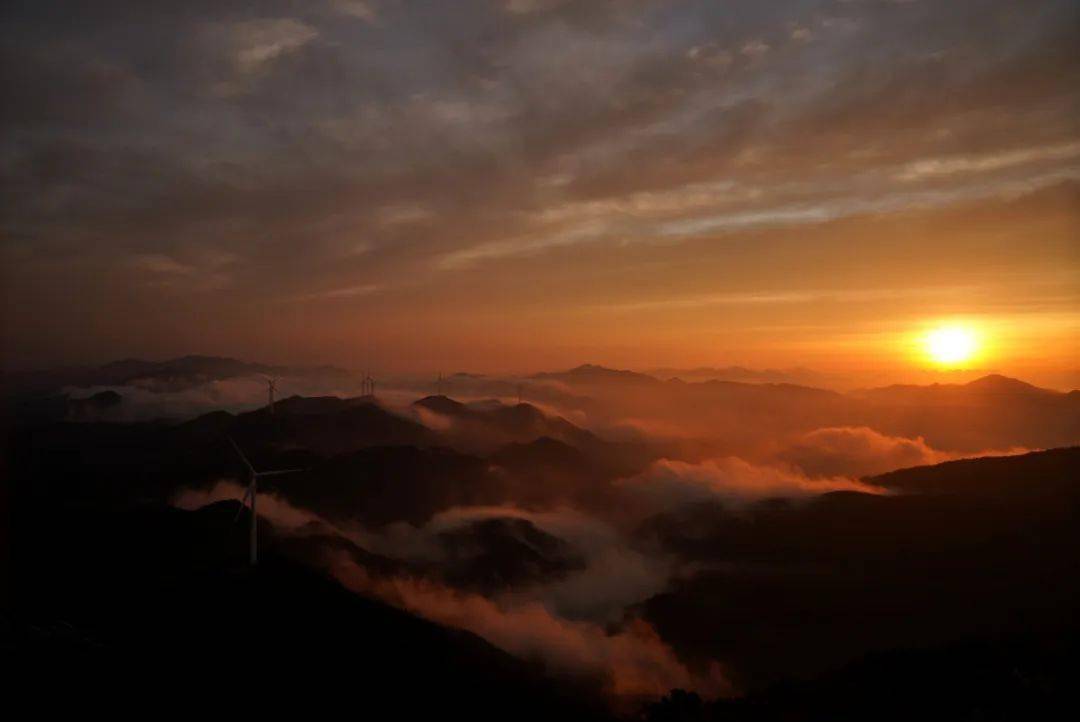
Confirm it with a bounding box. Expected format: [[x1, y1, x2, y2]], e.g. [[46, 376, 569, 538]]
[[10, 498, 613, 720]]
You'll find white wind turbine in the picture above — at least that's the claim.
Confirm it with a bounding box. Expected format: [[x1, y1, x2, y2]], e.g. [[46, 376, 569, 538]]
[[261, 375, 278, 415], [360, 370, 375, 397], [230, 437, 303, 565]]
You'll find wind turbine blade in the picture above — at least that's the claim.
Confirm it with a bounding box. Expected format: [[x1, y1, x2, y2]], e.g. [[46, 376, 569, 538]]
[[233, 484, 253, 522], [255, 468, 305, 478], [229, 437, 256, 475]]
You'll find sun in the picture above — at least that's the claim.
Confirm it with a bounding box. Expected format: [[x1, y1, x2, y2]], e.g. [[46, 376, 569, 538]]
[[923, 325, 979, 366]]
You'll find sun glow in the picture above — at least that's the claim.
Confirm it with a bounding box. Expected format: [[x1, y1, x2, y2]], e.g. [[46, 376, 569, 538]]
[[923, 325, 979, 366]]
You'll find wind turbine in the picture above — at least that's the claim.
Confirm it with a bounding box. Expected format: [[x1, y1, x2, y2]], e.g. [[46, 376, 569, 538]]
[[229, 438, 303, 566], [261, 375, 278, 415]]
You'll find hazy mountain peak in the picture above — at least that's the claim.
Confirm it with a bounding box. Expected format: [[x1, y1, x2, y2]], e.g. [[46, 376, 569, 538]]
[[964, 374, 1048, 394], [414, 395, 468, 414], [535, 364, 660, 385]]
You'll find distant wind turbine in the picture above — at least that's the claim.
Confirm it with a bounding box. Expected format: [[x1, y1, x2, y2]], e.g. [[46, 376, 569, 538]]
[[229, 437, 303, 565], [261, 375, 278, 415]]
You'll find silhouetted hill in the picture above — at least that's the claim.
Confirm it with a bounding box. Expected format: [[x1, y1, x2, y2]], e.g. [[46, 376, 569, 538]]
[[869, 446, 1080, 497], [639, 447, 1080, 691], [857, 373, 1061, 402], [491, 435, 591, 471], [8, 396, 441, 513], [229, 397, 437, 456], [436, 516, 588, 594], [648, 365, 830, 387], [266, 445, 500, 527], [176, 408, 237, 437], [851, 375, 1079, 450], [964, 373, 1054, 395], [10, 500, 611, 720], [644, 635, 1079, 721], [412, 395, 600, 452], [413, 393, 465, 413], [64, 389, 123, 421]]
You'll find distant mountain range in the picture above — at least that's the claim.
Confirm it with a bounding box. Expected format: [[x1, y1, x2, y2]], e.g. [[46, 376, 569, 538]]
[[533, 363, 663, 388], [6, 356, 1078, 451], [538, 364, 1071, 398], [529, 364, 1079, 452], [854, 372, 1067, 401], [646, 365, 831, 386], [4, 354, 354, 396]]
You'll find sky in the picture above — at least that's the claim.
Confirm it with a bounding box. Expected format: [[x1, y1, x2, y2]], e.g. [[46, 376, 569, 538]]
[[2, 0, 1078, 383]]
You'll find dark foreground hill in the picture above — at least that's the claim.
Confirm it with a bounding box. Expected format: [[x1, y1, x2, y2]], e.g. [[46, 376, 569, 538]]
[[8, 499, 612, 719], [639, 447, 1080, 696], [644, 633, 1080, 721]]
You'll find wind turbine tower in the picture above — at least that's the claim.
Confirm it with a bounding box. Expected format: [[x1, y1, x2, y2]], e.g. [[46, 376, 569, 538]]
[[230, 438, 303, 565], [263, 376, 278, 415]]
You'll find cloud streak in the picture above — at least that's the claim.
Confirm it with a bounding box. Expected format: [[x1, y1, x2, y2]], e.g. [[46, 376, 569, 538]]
[[619, 457, 888, 511], [331, 555, 730, 698], [777, 426, 1032, 479]]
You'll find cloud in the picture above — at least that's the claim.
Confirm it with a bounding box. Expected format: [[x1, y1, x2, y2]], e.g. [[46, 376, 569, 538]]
[[231, 18, 318, 75], [127, 250, 237, 291], [424, 506, 675, 622], [331, 556, 730, 698], [777, 426, 1032, 478], [790, 27, 813, 42], [590, 284, 981, 313], [206, 17, 319, 97], [436, 220, 610, 270], [435, 167, 1080, 269], [739, 40, 770, 58], [618, 457, 887, 510], [377, 203, 432, 226], [330, 1, 378, 24], [895, 141, 1080, 182], [292, 283, 380, 301]]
